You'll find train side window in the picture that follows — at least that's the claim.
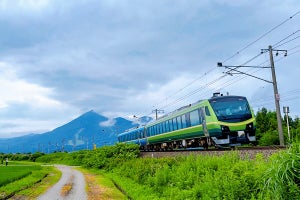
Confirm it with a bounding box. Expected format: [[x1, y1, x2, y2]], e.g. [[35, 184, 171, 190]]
[[205, 106, 211, 116], [173, 118, 178, 130], [186, 113, 191, 127], [177, 116, 182, 129], [190, 109, 200, 126], [158, 124, 161, 135], [166, 120, 169, 132], [161, 122, 164, 133], [169, 119, 173, 131], [181, 114, 187, 128]]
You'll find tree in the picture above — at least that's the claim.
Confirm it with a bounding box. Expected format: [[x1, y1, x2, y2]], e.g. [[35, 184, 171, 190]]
[[256, 108, 300, 145]]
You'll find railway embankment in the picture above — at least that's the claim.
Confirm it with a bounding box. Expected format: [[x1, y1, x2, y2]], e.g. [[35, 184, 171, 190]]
[[139, 146, 286, 159]]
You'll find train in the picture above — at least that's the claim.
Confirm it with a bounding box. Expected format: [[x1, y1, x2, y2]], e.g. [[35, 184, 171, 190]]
[[118, 93, 256, 150]]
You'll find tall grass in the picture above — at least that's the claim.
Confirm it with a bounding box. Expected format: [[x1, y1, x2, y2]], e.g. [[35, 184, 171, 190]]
[[0, 166, 41, 187], [111, 152, 268, 199], [260, 143, 300, 199], [34, 143, 300, 199], [0, 165, 48, 199]]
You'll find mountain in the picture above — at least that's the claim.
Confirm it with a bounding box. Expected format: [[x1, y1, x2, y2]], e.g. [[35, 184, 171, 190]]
[[0, 110, 151, 153]]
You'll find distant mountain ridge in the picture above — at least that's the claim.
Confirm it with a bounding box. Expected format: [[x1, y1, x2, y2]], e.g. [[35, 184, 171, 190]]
[[0, 110, 152, 153]]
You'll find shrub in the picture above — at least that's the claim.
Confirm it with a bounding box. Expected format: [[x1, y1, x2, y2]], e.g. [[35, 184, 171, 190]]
[[260, 143, 300, 199], [258, 130, 280, 146]]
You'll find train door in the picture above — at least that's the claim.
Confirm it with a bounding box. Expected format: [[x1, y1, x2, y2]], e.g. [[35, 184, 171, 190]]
[[200, 107, 212, 149], [200, 107, 208, 137]]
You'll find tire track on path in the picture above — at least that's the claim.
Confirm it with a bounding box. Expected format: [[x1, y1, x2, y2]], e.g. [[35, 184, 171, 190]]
[[38, 165, 87, 200]]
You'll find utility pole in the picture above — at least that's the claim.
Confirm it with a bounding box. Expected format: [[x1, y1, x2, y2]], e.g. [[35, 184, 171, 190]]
[[218, 45, 286, 146], [262, 45, 285, 146], [283, 106, 290, 142], [152, 109, 164, 120]]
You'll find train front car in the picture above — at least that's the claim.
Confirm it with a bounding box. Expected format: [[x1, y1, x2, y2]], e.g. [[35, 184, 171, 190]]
[[208, 95, 256, 146]]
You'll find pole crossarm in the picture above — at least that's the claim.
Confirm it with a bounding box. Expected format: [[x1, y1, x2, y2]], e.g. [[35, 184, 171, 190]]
[[152, 109, 164, 120], [223, 66, 273, 84], [217, 62, 273, 83], [218, 45, 286, 146], [261, 48, 287, 56]]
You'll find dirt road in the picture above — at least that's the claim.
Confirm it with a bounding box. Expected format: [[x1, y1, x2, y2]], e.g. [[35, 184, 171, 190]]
[[38, 165, 87, 200]]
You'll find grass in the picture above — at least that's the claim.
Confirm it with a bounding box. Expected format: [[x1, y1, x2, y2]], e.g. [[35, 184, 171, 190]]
[[79, 168, 127, 200], [259, 143, 300, 199], [0, 163, 61, 199], [0, 165, 41, 187], [107, 172, 160, 200], [16, 166, 62, 199]]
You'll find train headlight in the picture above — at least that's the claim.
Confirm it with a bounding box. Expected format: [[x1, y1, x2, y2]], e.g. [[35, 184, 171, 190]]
[[246, 123, 253, 130], [221, 125, 230, 132]]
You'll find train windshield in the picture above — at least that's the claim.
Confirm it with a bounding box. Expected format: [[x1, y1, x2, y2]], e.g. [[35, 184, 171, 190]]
[[209, 96, 252, 122]]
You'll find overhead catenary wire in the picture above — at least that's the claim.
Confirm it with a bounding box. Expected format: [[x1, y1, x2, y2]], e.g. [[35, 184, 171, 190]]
[[147, 10, 300, 118], [274, 35, 300, 48], [158, 53, 265, 111], [153, 10, 300, 112], [273, 29, 300, 48], [222, 10, 300, 63], [167, 38, 300, 114]]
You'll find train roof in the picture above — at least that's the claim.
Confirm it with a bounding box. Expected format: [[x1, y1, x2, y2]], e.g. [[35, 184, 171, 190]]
[[118, 126, 144, 136], [151, 94, 248, 124]]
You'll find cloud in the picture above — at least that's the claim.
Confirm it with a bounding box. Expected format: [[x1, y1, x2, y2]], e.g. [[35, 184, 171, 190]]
[[1, 0, 300, 137], [99, 118, 116, 127], [0, 62, 61, 109]]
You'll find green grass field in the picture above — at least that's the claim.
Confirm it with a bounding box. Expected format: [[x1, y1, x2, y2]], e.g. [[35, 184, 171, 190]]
[[0, 163, 57, 199], [0, 165, 41, 187]]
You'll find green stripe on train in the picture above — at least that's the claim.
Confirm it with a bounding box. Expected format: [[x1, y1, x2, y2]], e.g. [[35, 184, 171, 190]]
[[147, 118, 255, 144]]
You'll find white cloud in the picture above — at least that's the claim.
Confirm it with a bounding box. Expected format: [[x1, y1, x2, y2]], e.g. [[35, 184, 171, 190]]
[[1, 0, 300, 138], [0, 62, 62, 109], [99, 118, 116, 127]]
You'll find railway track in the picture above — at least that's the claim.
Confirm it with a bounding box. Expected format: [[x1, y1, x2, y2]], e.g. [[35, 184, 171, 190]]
[[139, 146, 286, 159]]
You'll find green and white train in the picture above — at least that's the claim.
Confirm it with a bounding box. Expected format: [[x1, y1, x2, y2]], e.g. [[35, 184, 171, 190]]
[[118, 93, 256, 150]]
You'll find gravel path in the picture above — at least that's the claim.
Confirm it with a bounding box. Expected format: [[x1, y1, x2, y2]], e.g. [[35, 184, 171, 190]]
[[38, 165, 87, 200]]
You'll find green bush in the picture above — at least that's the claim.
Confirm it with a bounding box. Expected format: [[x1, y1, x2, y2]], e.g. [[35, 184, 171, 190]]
[[29, 142, 300, 199], [258, 130, 280, 146], [260, 143, 300, 199], [110, 152, 267, 199]]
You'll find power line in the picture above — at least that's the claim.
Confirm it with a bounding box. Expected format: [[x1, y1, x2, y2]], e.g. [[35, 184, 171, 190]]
[[274, 35, 300, 48], [153, 10, 300, 112], [273, 29, 300, 48], [288, 44, 300, 51], [222, 10, 300, 63], [147, 10, 300, 119]]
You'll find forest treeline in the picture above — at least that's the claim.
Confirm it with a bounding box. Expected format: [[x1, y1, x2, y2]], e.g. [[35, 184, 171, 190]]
[[256, 107, 300, 145]]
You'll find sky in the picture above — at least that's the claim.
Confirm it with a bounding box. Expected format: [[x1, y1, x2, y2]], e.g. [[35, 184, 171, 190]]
[[0, 0, 300, 138]]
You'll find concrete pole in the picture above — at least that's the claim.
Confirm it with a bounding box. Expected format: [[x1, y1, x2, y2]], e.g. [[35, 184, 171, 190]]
[[269, 45, 284, 146]]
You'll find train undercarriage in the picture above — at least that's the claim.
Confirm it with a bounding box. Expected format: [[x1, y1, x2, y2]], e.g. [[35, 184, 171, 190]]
[[142, 131, 256, 151]]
